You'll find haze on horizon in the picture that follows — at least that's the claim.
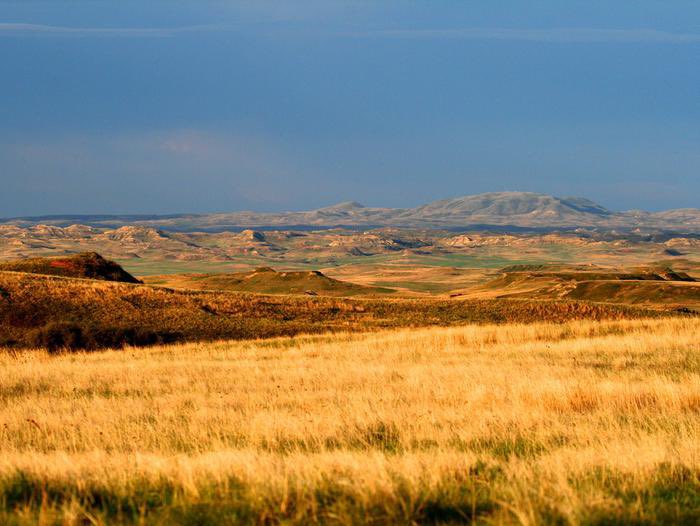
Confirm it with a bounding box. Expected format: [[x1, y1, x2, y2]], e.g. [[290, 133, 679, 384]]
[[1, 1, 698, 217]]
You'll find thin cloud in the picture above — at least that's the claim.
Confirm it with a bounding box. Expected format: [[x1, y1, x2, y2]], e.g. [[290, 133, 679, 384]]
[[0, 23, 225, 37], [3, 22, 699, 44], [348, 27, 700, 44]]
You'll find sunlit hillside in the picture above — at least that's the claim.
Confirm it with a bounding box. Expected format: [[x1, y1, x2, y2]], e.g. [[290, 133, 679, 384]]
[[1, 270, 662, 351], [1, 317, 699, 524]]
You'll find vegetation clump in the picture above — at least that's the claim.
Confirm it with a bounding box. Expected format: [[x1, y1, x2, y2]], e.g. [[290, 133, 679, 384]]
[[29, 322, 180, 353]]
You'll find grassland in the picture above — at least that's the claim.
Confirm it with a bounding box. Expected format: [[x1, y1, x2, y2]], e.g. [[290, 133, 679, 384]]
[[2, 240, 699, 524], [1, 317, 699, 524]]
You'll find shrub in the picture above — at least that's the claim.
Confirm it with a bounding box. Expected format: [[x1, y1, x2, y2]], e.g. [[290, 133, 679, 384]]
[[83, 326, 181, 348], [29, 323, 182, 352], [31, 322, 84, 353]]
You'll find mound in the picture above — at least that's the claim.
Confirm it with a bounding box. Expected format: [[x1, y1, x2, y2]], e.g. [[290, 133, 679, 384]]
[[239, 229, 266, 242], [143, 268, 394, 297], [102, 226, 168, 243], [0, 252, 141, 284]]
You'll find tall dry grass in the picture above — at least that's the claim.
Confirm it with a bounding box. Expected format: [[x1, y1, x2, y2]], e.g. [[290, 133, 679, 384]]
[[1, 318, 699, 524]]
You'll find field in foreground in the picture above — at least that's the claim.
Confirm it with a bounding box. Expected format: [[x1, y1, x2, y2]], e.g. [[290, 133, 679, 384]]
[[1, 318, 700, 524]]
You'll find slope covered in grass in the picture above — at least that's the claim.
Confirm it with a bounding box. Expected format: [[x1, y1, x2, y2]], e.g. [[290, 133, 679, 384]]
[[0, 252, 140, 283], [1, 318, 699, 524], [143, 267, 394, 296], [0, 270, 668, 350]]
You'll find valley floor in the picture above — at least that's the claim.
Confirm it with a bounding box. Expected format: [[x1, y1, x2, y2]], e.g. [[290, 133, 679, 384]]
[[1, 318, 699, 524]]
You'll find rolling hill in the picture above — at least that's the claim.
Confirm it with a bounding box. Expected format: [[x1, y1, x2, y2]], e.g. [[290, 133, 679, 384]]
[[142, 267, 395, 296]]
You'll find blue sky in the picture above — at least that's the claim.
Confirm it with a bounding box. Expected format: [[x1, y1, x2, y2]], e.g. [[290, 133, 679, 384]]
[[1, 1, 699, 216]]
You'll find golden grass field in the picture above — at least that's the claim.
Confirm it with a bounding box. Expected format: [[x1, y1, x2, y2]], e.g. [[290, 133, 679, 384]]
[[1, 317, 699, 524]]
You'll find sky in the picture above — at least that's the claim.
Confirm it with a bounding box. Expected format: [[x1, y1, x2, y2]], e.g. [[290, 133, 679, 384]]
[[1, 1, 699, 216]]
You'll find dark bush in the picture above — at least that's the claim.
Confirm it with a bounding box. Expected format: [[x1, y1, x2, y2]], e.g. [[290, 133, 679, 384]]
[[29, 323, 182, 352], [83, 326, 181, 348], [31, 322, 84, 353], [84, 326, 133, 349]]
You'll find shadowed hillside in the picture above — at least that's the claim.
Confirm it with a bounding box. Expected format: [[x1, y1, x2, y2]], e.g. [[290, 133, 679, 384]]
[[0, 252, 141, 283], [468, 265, 700, 308], [0, 271, 670, 351], [143, 267, 395, 297], [564, 280, 700, 305]]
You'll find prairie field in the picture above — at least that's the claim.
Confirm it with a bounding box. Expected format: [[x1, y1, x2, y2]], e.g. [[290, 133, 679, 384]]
[[1, 317, 700, 524]]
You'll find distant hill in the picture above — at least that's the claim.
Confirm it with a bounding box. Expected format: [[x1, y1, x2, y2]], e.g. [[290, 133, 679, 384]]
[[143, 267, 394, 297], [2, 192, 699, 231], [407, 193, 612, 225], [0, 252, 141, 283]]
